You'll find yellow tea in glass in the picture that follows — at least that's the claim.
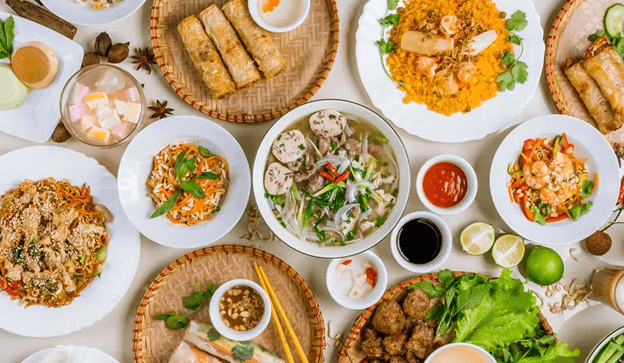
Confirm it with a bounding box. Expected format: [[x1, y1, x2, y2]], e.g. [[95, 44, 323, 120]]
[[591, 267, 624, 313]]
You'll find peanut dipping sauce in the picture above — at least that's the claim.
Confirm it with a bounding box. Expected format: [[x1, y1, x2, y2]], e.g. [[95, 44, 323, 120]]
[[422, 162, 468, 208], [219, 285, 264, 331]]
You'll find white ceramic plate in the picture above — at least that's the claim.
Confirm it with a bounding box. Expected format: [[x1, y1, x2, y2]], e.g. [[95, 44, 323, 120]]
[[584, 326, 624, 363], [40, 0, 146, 26], [355, 0, 544, 143], [252, 99, 411, 259], [0, 13, 83, 142], [22, 345, 118, 363], [490, 115, 619, 246], [117, 116, 250, 249], [0, 146, 140, 337]]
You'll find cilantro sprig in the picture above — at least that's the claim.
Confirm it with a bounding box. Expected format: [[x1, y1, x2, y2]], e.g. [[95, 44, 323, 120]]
[[376, 0, 405, 85], [497, 11, 529, 91], [156, 281, 219, 330], [0, 16, 15, 60]]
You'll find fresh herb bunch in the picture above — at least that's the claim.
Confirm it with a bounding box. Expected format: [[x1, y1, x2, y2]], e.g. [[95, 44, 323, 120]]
[[150, 147, 220, 219], [497, 11, 529, 91], [375, 0, 405, 85], [588, 30, 624, 59], [0, 16, 15, 60], [156, 281, 219, 330], [408, 269, 580, 362]]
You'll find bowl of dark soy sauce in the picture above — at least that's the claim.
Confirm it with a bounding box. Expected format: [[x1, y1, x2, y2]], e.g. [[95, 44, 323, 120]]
[[390, 211, 452, 273]]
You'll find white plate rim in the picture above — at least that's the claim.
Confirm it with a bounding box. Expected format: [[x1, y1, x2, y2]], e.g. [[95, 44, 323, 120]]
[[489, 115, 619, 245], [40, 0, 147, 26], [355, 0, 545, 143], [0, 146, 140, 337], [0, 12, 83, 143], [21, 345, 119, 363], [117, 115, 251, 249]]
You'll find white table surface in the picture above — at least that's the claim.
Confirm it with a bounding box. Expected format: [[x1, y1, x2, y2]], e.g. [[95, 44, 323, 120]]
[[1, 0, 624, 362]]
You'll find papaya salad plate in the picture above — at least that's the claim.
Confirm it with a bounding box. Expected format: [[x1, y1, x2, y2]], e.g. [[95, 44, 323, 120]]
[[0, 146, 140, 337], [490, 115, 619, 245], [355, 0, 544, 142]]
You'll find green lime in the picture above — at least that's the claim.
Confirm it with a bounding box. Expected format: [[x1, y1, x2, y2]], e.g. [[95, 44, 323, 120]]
[[525, 246, 564, 286], [492, 234, 525, 268], [461, 222, 496, 255]]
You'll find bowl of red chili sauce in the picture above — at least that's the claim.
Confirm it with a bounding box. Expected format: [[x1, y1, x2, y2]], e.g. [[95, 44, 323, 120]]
[[416, 154, 478, 215]]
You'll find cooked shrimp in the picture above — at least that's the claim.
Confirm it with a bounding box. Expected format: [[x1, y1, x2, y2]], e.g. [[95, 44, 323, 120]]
[[550, 152, 575, 179], [539, 188, 567, 206], [416, 56, 438, 79], [435, 70, 459, 95], [440, 15, 458, 36], [456, 62, 477, 83], [523, 161, 549, 189]]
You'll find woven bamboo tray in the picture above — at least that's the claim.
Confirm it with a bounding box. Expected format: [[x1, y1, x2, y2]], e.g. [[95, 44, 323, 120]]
[[149, 0, 339, 123], [545, 0, 623, 142], [338, 271, 554, 363], [132, 245, 326, 362]]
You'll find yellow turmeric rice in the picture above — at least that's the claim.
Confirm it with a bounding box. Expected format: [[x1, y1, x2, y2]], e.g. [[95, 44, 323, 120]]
[[387, 0, 512, 116]]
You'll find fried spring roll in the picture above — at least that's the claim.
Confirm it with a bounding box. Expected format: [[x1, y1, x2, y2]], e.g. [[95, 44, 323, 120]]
[[222, 0, 286, 79], [582, 43, 624, 125], [178, 15, 236, 99], [565, 59, 619, 134], [199, 5, 261, 89]]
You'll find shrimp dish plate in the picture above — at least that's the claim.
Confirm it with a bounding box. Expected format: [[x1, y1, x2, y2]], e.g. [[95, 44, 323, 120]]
[[355, 0, 544, 142], [41, 0, 146, 26], [21, 345, 118, 363], [252, 99, 410, 259], [490, 115, 619, 245], [0, 146, 140, 337], [118, 116, 250, 249]]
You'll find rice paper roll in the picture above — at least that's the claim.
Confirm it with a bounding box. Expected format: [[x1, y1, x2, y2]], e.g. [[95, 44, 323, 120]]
[[169, 341, 220, 363], [582, 45, 624, 125], [199, 5, 261, 89], [222, 0, 286, 79], [184, 320, 285, 363], [178, 15, 236, 99], [564, 59, 619, 134]]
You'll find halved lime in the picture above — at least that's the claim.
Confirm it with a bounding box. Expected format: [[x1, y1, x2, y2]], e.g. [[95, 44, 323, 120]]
[[461, 222, 496, 255], [492, 234, 525, 268]]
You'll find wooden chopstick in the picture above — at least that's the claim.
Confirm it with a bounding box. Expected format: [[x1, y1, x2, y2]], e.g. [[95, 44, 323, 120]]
[[253, 262, 295, 363], [255, 263, 310, 363]]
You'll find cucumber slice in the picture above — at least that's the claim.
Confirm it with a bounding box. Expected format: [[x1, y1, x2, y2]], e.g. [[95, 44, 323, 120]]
[[605, 4, 624, 38]]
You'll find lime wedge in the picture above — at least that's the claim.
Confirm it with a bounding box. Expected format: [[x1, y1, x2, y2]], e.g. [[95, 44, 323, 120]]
[[492, 234, 525, 268], [461, 222, 496, 255]]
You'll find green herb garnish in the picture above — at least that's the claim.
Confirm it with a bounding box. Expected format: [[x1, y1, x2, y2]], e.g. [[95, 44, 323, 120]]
[[150, 190, 182, 218], [156, 311, 188, 330], [232, 342, 255, 362], [497, 11, 529, 91], [0, 16, 15, 60]]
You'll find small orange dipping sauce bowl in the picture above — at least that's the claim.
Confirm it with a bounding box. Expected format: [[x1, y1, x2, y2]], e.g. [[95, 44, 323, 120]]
[[416, 154, 478, 215]]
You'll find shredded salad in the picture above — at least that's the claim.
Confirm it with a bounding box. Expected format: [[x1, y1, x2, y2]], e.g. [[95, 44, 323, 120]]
[[508, 133, 597, 225]]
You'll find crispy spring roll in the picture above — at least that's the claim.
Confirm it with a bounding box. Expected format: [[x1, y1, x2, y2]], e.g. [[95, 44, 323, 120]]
[[222, 0, 286, 79], [178, 15, 236, 99], [582, 38, 624, 124], [565, 59, 619, 134], [199, 5, 261, 89]]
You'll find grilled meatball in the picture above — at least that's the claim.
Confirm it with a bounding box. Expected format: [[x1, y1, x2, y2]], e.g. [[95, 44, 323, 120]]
[[361, 327, 385, 359], [373, 300, 406, 335], [402, 288, 430, 320], [404, 320, 436, 359], [383, 332, 407, 355]]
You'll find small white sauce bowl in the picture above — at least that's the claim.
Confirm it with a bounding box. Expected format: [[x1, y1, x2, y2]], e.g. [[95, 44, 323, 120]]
[[248, 0, 310, 33], [424, 343, 496, 363], [415, 154, 478, 215], [326, 251, 388, 310], [208, 279, 271, 341], [390, 211, 452, 273]]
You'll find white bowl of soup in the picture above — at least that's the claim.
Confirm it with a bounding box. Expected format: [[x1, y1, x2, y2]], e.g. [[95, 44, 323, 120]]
[[424, 343, 496, 363], [252, 99, 411, 258]]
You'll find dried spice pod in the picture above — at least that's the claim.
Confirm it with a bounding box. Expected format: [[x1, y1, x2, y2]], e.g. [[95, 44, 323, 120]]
[[81, 51, 100, 68], [107, 42, 130, 63], [94, 32, 112, 57], [52, 121, 72, 143]]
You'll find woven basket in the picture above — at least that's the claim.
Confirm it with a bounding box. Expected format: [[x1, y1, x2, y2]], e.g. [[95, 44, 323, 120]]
[[545, 0, 619, 128], [132, 245, 326, 362], [149, 0, 339, 123], [338, 271, 554, 363]]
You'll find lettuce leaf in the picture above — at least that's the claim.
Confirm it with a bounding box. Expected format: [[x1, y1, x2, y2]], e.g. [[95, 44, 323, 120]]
[[454, 269, 540, 351], [514, 342, 580, 363]]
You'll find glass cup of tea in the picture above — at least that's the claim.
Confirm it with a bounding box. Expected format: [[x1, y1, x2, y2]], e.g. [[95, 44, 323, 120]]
[[390, 211, 452, 273], [591, 266, 624, 313]]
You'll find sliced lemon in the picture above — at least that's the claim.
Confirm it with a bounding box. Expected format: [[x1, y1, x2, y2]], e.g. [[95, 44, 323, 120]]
[[492, 234, 525, 268], [460, 222, 496, 255]]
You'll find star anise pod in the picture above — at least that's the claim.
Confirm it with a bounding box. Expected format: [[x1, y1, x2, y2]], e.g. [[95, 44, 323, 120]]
[[131, 47, 156, 74], [148, 100, 174, 119]]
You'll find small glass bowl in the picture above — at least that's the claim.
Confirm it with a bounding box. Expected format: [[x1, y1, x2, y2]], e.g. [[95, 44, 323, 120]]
[[59, 64, 147, 148]]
